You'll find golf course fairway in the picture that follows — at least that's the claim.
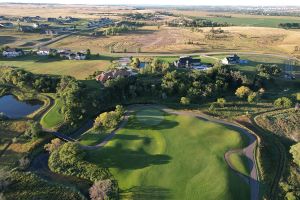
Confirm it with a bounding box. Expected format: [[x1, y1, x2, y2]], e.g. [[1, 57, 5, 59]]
[[86, 106, 250, 200]]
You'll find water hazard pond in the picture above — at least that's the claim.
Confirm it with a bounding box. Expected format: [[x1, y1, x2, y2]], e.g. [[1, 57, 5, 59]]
[[0, 95, 42, 118]]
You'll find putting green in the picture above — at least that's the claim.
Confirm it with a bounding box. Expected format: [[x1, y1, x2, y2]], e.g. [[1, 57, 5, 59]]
[[86, 106, 250, 200]]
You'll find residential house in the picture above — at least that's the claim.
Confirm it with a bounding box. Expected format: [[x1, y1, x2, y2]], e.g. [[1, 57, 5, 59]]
[[45, 29, 59, 35], [174, 56, 201, 68], [36, 48, 53, 56], [0, 22, 13, 28], [47, 18, 58, 22], [87, 18, 114, 28], [96, 69, 134, 83], [32, 23, 39, 29], [221, 54, 241, 65], [67, 52, 86, 60], [2, 48, 24, 58]]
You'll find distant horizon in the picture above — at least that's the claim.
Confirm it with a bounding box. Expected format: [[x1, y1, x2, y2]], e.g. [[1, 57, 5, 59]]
[[1, 0, 300, 6]]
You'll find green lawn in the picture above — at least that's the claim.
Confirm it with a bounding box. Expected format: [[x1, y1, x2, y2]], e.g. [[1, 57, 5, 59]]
[[202, 16, 300, 28], [40, 98, 64, 129], [228, 152, 251, 177], [84, 106, 250, 200], [0, 55, 111, 80]]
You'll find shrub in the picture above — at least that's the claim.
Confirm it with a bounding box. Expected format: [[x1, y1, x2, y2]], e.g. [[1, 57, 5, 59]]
[[216, 98, 226, 107], [180, 97, 190, 105], [89, 179, 115, 200], [290, 143, 300, 167], [44, 138, 63, 153], [12, 137, 18, 143], [94, 105, 124, 130], [57, 142, 85, 164], [18, 156, 30, 170], [248, 92, 258, 103], [274, 97, 293, 108], [235, 86, 252, 99], [0, 169, 11, 191], [25, 121, 42, 140]]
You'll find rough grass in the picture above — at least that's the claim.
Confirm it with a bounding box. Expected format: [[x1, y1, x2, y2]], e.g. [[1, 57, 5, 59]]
[[228, 152, 251, 176], [85, 106, 250, 200], [0, 55, 110, 80], [40, 98, 64, 129]]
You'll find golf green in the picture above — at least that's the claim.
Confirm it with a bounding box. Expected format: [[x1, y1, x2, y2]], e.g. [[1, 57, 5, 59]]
[[86, 106, 250, 199]]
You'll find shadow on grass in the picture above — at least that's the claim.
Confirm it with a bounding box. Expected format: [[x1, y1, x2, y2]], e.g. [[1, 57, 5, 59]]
[[125, 117, 179, 130], [121, 186, 171, 200], [87, 136, 172, 169]]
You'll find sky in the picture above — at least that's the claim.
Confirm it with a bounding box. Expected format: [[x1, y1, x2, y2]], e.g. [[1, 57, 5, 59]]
[[0, 0, 300, 6]]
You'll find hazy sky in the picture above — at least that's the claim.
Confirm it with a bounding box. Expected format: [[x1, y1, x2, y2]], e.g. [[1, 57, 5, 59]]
[[0, 0, 300, 6]]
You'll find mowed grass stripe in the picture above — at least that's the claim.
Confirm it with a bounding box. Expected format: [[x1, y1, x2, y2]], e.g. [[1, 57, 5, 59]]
[[85, 107, 250, 200]]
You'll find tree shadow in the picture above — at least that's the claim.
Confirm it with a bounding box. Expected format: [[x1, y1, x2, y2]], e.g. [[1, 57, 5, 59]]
[[121, 186, 171, 200], [87, 136, 172, 169], [125, 118, 179, 130]]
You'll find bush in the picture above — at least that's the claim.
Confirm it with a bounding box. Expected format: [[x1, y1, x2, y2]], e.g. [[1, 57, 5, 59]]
[[44, 138, 63, 153], [248, 92, 258, 103], [18, 156, 30, 170], [94, 105, 124, 130], [274, 97, 293, 108], [290, 143, 300, 167], [216, 98, 226, 107], [89, 179, 117, 200], [180, 97, 190, 105], [235, 86, 252, 99], [25, 121, 42, 140]]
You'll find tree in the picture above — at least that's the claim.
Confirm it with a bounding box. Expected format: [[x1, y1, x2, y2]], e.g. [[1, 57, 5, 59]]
[[217, 98, 226, 107], [115, 105, 125, 119], [235, 86, 252, 99], [131, 58, 140, 68], [248, 92, 258, 103], [274, 97, 293, 108], [0, 168, 11, 191], [257, 64, 281, 79], [180, 97, 190, 105], [58, 142, 85, 164], [89, 179, 113, 200], [25, 121, 42, 139], [44, 138, 63, 153], [86, 49, 91, 59], [290, 142, 300, 167]]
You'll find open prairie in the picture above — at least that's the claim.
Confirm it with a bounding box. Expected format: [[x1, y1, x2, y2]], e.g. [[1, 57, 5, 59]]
[[49, 26, 300, 57]]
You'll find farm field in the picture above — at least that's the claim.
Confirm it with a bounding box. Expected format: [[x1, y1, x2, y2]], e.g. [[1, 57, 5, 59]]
[[0, 55, 111, 80], [172, 10, 300, 28], [84, 106, 250, 200], [49, 26, 300, 57]]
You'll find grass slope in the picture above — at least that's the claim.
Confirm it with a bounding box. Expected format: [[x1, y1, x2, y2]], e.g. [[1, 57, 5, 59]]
[[228, 152, 251, 177], [40, 98, 64, 129], [85, 107, 250, 200]]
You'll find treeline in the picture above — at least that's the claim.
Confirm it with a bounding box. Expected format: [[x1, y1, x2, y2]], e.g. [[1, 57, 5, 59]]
[[104, 25, 137, 36], [279, 23, 300, 29], [0, 66, 59, 93], [166, 18, 230, 27]]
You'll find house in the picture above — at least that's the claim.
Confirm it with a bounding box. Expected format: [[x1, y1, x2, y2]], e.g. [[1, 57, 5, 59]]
[[0, 22, 13, 28], [32, 23, 39, 29], [95, 69, 134, 83], [118, 57, 131, 68], [221, 54, 240, 65], [67, 52, 86, 60], [47, 18, 58, 22], [174, 56, 201, 68], [2, 48, 24, 58], [87, 18, 114, 28], [36, 48, 52, 56], [45, 29, 59, 35]]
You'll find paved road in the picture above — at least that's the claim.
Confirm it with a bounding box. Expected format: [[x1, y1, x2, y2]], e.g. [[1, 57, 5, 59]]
[[102, 51, 300, 62]]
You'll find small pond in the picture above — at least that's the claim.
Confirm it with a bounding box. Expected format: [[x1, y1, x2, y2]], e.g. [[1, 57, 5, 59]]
[[0, 95, 42, 119], [139, 62, 149, 68]]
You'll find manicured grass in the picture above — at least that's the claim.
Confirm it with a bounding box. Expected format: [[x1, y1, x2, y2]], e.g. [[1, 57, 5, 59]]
[[0, 55, 111, 80], [40, 98, 64, 129], [85, 106, 250, 200], [228, 152, 251, 177], [79, 129, 110, 146]]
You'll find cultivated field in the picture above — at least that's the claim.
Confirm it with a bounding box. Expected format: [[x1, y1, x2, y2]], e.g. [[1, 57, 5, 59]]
[[48, 26, 300, 57], [83, 106, 250, 200]]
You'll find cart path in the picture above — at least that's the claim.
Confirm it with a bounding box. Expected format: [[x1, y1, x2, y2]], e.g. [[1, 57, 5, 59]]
[[44, 105, 259, 200]]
